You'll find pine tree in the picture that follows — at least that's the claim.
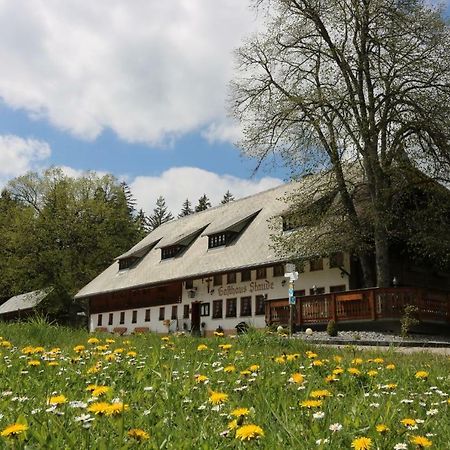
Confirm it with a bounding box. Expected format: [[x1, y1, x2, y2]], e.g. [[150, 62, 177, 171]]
[[135, 208, 150, 233], [178, 198, 193, 218], [147, 196, 174, 230], [120, 181, 136, 215], [195, 194, 211, 212], [221, 190, 235, 204]]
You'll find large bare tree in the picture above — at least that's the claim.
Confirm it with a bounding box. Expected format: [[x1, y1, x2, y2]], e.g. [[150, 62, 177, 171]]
[[231, 0, 450, 287]]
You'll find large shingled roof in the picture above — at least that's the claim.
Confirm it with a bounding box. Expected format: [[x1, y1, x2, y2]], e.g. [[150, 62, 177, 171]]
[[74, 177, 321, 299], [0, 289, 50, 315]]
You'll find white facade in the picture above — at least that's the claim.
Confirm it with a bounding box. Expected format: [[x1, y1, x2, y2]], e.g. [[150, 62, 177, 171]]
[[89, 255, 350, 334]]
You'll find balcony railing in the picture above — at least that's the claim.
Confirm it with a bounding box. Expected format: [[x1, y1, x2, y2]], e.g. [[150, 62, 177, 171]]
[[265, 287, 450, 326]]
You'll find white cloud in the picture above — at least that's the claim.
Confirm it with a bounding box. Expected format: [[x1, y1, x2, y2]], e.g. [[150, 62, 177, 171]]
[[130, 166, 282, 215], [0, 134, 51, 179], [0, 1, 254, 145], [201, 120, 242, 145]]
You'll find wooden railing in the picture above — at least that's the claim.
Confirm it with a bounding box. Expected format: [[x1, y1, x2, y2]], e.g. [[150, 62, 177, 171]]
[[265, 287, 450, 326]]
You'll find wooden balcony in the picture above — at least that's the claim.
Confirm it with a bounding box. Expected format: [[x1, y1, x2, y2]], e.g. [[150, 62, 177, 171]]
[[265, 287, 450, 327]]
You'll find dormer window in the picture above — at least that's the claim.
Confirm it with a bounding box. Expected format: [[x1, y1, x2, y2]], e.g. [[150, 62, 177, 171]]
[[118, 257, 139, 270], [208, 232, 236, 249], [161, 245, 182, 260]]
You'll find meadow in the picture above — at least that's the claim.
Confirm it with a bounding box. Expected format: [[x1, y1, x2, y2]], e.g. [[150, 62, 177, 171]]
[[0, 321, 448, 449]]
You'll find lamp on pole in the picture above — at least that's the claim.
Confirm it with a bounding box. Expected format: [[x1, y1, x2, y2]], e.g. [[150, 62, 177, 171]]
[[284, 264, 299, 336]]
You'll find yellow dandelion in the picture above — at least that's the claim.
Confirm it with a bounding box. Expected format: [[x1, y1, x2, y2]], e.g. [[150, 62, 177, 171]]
[[86, 384, 97, 392], [88, 402, 111, 415], [106, 402, 129, 416], [48, 361, 59, 366], [401, 418, 416, 428], [195, 374, 209, 384], [224, 365, 236, 373], [104, 354, 116, 362], [351, 436, 372, 450], [47, 395, 67, 405], [105, 339, 115, 344], [92, 386, 110, 397], [33, 346, 45, 353], [218, 344, 232, 351], [127, 351, 137, 357], [240, 370, 252, 377], [209, 391, 229, 405], [28, 360, 40, 366], [214, 331, 224, 337], [87, 338, 100, 344], [0, 341, 12, 348], [21, 346, 34, 355], [333, 355, 343, 363], [333, 367, 344, 375], [385, 383, 397, 390], [0, 423, 28, 437], [231, 408, 250, 417], [235, 424, 264, 441], [228, 419, 238, 430], [310, 389, 332, 399], [373, 358, 384, 364], [376, 424, 389, 434], [300, 399, 322, 408], [87, 366, 101, 374], [410, 435, 432, 448], [325, 375, 338, 383], [286, 353, 300, 361], [248, 364, 260, 372], [306, 351, 318, 359], [289, 373, 304, 384], [96, 345, 109, 352], [348, 367, 361, 376], [415, 371, 429, 380], [312, 359, 324, 367], [197, 344, 208, 351], [161, 336, 170, 342], [274, 356, 286, 364], [351, 358, 363, 365], [73, 345, 85, 353], [367, 370, 378, 377], [386, 364, 395, 370], [128, 428, 149, 441]]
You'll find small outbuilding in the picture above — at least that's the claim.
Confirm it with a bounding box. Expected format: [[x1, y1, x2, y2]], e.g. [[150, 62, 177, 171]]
[[0, 289, 51, 321]]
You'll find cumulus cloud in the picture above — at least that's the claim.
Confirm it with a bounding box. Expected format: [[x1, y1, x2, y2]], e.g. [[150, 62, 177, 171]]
[[0, 1, 254, 145], [0, 134, 51, 179], [130, 166, 283, 215]]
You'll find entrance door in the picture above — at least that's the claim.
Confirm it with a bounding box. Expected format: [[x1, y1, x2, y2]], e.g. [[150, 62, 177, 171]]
[[191, 302, 201, 336]]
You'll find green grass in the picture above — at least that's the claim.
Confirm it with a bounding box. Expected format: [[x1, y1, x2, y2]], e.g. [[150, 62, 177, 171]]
[[0, 322, 448, 449]]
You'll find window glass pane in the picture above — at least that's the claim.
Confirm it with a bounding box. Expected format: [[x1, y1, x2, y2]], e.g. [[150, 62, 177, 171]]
[[97, 314, 103, 326], [226, 298, 237, 317], [213, 274, 223, 286], [159, 307, 165, 320], [227, 272, 236, 284], [213, 300, 223, 319], [240, 296, 252, 316], [309, 258, 323, 271], [273, 264, 285, 277], [108, 313, 113, 326], [241, 270, 251, 282], [171, 305, 178, 319], [330, 252, 344, 268], [183, 305, 190, 319], [132, 310, 137, 323], [120, 312, 125, 324], [255, 295, 265, 315], [200, 303, 210, 316], [145, 309, 150, 322]]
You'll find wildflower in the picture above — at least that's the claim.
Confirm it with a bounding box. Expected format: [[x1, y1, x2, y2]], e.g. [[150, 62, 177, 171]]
[[329, 423, 343, 432], [306, 351, 317, 359], [240, 370, 252, 377], [195, 375, 209, 384], [28, 360, 40, 366], [300, 399, 322, 408], [410, 435, 432, 448], [0, 423, 28, 437], [289, 373, 304, 384], [376, 424, 389, 434], [128, 428, 150, 441], [224, 365, 236, 373], [92, 386, 110, 397], [127, 351, 137, 357], [393, 444, 408, 450], [228, 419, 238, 430], [274, 356, 285, 364], [312, 359, 324, 367], [48, 361, 59, 366], [87, 402, 111, 415], [73, 345, 85, 353], [401, 418, 416, 428], [351, 436, 372, 450], [310, 389, 332, 399], [209, 391, 229, 405], [47, 395, 67, 406], [333, 355, 343, 363], [248, 364, 260, 372], [352, 358, 363, 365], [313, 411, 325, 419], [286, 353, 300, 361], [107, 402, 129, 416], [87, 338, 100, 345], [325, 375, 338, 383], [34, 347, 45, 353], [214, 331, 224, 337], [386, 364, 395, 370], [367, 370, 378, 377], [333, 367, 344, 375], [415, 371, 429, 380], [231, 408, 250, 418], [373, 358, 384, 364], [113, 348, 124, 354], [218, 344, 232, 351], [348, 367, 361, 376], [105, 339, 115, 344], [161, 337, 170, 342], [235, 424, 264, 441], [104, 354, 116, 362], [385, 383, 397, 390]]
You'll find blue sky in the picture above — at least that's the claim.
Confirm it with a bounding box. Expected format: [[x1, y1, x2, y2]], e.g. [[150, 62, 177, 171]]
[[0, 1, 447, 214]]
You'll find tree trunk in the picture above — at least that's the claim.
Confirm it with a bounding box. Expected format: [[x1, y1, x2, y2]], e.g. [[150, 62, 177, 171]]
[[374, 225, 390, 287], [359, 253, 376, 288]]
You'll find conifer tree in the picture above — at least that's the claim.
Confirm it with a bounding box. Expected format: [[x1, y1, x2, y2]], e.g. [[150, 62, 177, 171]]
[[178, 198, 193, 218], [195, 194, 211, 212], [147, 196, 174, 230], [221, 190, 235, 204]]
